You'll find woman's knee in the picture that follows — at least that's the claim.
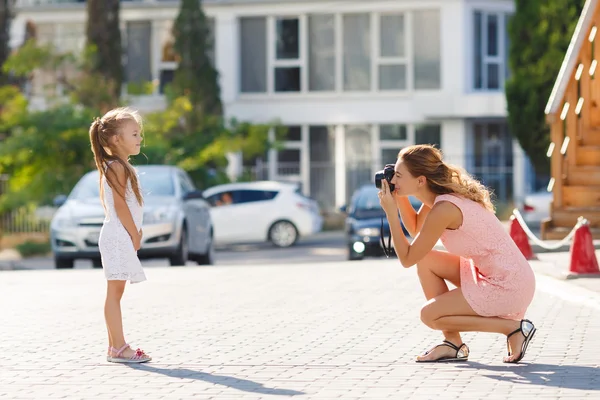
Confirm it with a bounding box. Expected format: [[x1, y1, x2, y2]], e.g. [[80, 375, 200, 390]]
[[420, 301, 439, 330]]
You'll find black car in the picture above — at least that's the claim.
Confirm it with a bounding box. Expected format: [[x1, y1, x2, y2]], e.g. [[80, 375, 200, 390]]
[[341, 185, 422, 261]]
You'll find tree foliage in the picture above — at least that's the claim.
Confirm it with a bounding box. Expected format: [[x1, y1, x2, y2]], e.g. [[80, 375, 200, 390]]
[[505, 0, 586, 174], [0, 0, 14, 86], [171, 0, 222, 119], [86, 0, 122, 106]]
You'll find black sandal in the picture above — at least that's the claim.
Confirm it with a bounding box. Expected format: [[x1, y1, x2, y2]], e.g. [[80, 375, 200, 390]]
[[416, 340, 469, 363], [504, 319, 537, 364]]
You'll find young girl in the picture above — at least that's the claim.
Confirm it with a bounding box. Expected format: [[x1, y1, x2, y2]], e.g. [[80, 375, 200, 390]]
[[378, 144, 536, 364], [89, 107, 151, 363]]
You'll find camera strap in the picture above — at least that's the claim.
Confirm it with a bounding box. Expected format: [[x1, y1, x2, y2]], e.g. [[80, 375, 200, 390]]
[[380, 218, 392, 258]]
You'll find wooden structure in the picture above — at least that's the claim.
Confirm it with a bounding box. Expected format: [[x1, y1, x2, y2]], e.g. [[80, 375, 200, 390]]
[[543, 0, 600, 239]]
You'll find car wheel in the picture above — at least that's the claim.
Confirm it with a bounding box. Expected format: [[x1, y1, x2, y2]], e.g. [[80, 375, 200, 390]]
[[91, 258, 102, 268], [269, 220, 298, 248], [169, 226, 189, 266], [195, 231, 214, 265], [348, 245, 364, 261], [55, 256, 74, 269]]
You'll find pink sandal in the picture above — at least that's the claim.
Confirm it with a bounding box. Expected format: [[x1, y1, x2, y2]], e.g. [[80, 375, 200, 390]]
[[107, 343, 151, 363]]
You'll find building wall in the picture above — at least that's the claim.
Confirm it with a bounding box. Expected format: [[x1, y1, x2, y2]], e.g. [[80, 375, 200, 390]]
[[10, 0, 525, 208]]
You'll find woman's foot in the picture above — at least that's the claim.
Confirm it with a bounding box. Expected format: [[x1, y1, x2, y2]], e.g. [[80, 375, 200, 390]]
[[416, 340, 469, 362], [503, 319, 536, 363]]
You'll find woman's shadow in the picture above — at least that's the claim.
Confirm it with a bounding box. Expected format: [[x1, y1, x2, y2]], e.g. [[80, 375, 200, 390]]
[[457, 362, 600, 390], [127, 364, 305, 396]]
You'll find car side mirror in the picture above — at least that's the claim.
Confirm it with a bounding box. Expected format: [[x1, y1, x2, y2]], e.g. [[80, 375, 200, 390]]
[[183, 190, 205, 201], [53, 194, 67, 207]]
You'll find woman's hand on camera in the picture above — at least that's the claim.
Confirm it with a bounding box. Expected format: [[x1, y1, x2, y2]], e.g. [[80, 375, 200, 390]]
[[378, 180, 397, 215]]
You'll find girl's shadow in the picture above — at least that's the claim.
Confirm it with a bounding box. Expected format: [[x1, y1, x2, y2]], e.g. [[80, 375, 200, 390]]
[[457, 362, 600, 390], [127, 363, 305, 396]]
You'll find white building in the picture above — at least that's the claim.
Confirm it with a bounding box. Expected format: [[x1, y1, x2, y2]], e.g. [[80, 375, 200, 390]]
[[11, 0, 526, 210]]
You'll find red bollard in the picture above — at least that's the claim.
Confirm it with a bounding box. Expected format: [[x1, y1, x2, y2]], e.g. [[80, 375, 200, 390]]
[[509, 215, 534, 260], [568, 220, 600, 276]]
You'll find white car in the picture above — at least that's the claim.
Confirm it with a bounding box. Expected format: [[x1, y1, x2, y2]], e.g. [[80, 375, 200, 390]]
[[203, 181, 323, 247], [50, 165, 214, 268], [521, 189, 552, 230]]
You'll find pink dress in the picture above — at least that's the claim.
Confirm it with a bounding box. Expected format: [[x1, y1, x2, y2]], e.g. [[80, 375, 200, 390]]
[[434, 194, 536, 320]]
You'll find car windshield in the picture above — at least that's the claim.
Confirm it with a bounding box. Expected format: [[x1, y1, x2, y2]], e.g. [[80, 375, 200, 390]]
[[69, 169, 175, 200], [352, 188, 386, 218]]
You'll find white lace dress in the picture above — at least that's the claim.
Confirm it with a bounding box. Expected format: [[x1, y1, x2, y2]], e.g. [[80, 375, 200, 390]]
[[98, 165, 146, 283]]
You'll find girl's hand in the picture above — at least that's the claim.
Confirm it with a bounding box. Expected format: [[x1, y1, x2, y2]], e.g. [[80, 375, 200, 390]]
[[132, 231, 142, 251], [378, 180, 397, 216]]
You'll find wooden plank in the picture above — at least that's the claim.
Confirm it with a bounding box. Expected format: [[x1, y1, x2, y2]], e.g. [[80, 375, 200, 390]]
[[562, 185, 600, 207], [584, 127, 600, 145], [577, 145, 600, 165], [565, 81, 580, 166], [543, 226, 600, 240], [550, 118, 564, 209], [567, 165, 600, 184], [552, 208, 600, 228]]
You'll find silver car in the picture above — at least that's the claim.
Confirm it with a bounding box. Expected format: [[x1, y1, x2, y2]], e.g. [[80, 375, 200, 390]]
[[50, 165, 214, 268]]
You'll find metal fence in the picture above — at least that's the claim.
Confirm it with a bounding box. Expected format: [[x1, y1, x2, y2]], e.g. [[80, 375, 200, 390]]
[[0, 175, 52, 235]]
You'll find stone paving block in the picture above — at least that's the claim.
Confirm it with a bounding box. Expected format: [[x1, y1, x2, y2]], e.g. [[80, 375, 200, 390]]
[[1, 260, 599, 399]]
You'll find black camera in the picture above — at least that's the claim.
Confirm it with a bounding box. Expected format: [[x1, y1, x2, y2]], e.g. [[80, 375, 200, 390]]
[[375, 164, 396, 192]]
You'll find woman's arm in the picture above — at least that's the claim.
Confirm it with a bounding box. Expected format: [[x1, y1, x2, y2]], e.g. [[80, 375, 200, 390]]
[[387, 201, 459, 268], [107, 163, 140, 246], [396, 196, 432, 237]]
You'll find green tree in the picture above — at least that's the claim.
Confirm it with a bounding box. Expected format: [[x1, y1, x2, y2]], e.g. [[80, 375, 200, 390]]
[[0, 0, 14, 86], [171, 0, 222, 120], [86, 0, 123, 105], [505, 0, 585, 175]]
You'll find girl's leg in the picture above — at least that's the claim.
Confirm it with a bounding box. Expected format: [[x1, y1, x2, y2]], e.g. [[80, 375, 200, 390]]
[[420, 288, 525, 362], [415, 250, 464, 360], [105, 280, 137, 359]]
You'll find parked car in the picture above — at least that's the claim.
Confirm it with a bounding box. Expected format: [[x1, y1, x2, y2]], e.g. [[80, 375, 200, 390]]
[[521, 189, 552, 230], [203, 181, 323, 247], [342, 185, 422, 261], [50, 165, 214, 268]]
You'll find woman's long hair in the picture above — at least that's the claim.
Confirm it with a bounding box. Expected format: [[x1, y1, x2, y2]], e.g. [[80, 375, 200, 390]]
[[399, 145, 495, 212], [89, 107, 144, 210]]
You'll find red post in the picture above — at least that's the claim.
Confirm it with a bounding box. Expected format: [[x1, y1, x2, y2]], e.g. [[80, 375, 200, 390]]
[[568, 220, 600, 276], [509, 215, 534, 260]]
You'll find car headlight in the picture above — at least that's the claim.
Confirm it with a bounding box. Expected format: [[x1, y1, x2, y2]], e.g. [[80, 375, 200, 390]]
[[356, 227, 380, 237], [144, 206, 176, 225]]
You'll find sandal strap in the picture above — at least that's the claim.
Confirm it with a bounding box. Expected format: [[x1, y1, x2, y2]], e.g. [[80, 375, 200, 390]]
[[442, 340, 460, 351], [506, 327, 522, 339], [114, 343, 130, 358]]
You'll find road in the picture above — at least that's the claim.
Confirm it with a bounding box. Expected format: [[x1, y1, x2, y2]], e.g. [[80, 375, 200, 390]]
[[1, 257, 599, 399], [6, 231, 351, 270]]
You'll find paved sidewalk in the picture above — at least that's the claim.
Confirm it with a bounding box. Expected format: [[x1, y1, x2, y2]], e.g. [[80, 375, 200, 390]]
[[1, 259, 599, 399]]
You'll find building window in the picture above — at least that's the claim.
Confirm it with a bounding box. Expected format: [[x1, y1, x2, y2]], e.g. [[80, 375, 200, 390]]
[[308, 14, 335, 91], [473, 11, 511, 90], [380, 124, 407, 141], [274, 17, 302, 92], [471, 122, 514, 202], [415, 124, 441, 148], [378, 14, 407, 90], [239, 9, 441, 95], [343, 13, 371, 91], [413, 10, 441, 89], [240, 17, 267, 93]]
